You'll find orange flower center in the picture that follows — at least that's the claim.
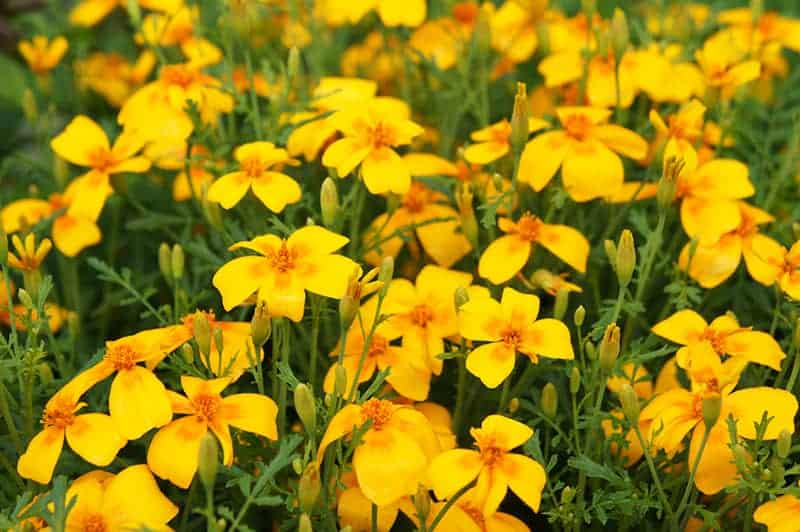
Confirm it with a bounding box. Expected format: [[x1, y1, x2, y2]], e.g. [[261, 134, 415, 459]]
[[81, 513, 108, 532], [366, 121, 397, 149], [460, 503, 485, 527], [476, 435, 505, 466], [563, 114, 592, 141], [241, 156, 267, 179], [88, 147, 117, 173], [402, 182, 429, 214], [161, 64, 202, 88], [361, 398, 393, 430], [368, 334, 388, 358], [104, 344, 138, 371], [48, 193, 69, 210], [758, 13, 778, 38], [410, 304, 434, 327], [268, 242, 297, 273], [500, 326, 522, 349], [42, 401, 75, 430], [452, 2, 478, 25], [491, 121, 512, 145], [736, 213, 758, 238], [516, 214, 542, 242], [193, 393, 221, 422], [699, 328, 726, 353]]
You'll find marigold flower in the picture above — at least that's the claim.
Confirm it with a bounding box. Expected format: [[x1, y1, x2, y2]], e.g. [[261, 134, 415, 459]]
[[748, 237, 800, 300], [489, 0, 546, 67], [754, 492, 800, 532], [695, 30, 762, 100], [381, 265, 472, 375], [653, 308, 785, 371], [640, 346, 797, 494], [213, 226, 360, 321], [317, 0, 427, 28], [518, 107, 648, 202], [400, 485, 528, 531], [207, 142, 301, 212], [138, 5, 222, 67], [459, 287, 574, 388], [317, 398, 440, 505], [7, 234, 51, 273], [18, 36, 68, 75], [60, 465, 177, 530], [148, 376, 278, 488], [463, 118, 548, 165], [478, 212, 589, 285], [336, 471, 402, 531], [17, 375, 127, 484], [322, 99, 424, 195], [718, 8, 800, 52], [69, 0, 181, 27], [76, 51, 156, 107], [429, 415, 546, 516]]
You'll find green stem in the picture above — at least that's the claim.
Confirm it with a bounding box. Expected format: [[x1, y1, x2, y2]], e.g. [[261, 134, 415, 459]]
[[675, 424, 711, 528], [632, 424, 675, 524], [348, 181, 367, 258], [277, 320, 291, 434], [785, 343, 800, 392], [309, 295, 322, 391], [371, 503, 378, 532], [179, 480, 198, 532], [205, 484, 218, 532], [428, 482, 473, 532], [453, 355, 467, 437], [497, 376, 511, 413]]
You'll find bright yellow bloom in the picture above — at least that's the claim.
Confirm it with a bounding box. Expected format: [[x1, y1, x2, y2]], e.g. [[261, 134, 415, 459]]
[[317, 398, 440, 505], [754, 492, 800, 532], [518, 107, 648, 202], [381, 265, 473, 375], [322, 100, 424, 195], [640, 346, 797, 494], [363, 181, 472, 268], [69, 0, 181, 27], [317, 0, 427, 28], [429, 415, 546, 516], [213, 226, 360, 321], [335, 471, 402, 531], [459, 287, 573, 388], [695, 30, 762, 100], [748, 238, 800, 300], [409, 15, 473, 71], [679, 201, 776, 288], [17, 375, 127, 484], [7, 234, 51, 273], [18, 36, 68, 75], [649, 99, 708, 170], [529, 269, 583, 296], [138, 5, 222, 67], [415, 401, 457, 451], [148, 376, 278, 488], [207, 142, 301, 212], [718, 9, 800, 53], [463, 118, 548, 165], [60, 465, 177, 531], [478, 213, 589, 285], [76, 51, 156, 107], [489, 0, 547, 67], [652, 308, 785, 371]]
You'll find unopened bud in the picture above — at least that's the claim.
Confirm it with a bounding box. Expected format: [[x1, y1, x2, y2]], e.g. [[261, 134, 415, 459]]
[[456, 184, 478, 249], [298, 513, 313, 532], [599, 323, 620, 372], [777, 429, 792, 459], [474, 8, 491, 53], [793, 318, 800, 347], [702, 393, 722, 430], [294, 383, 317, 434], [292, 457, 303, 475], [213, 327, 224, 358], [333, 364, 347, 398], [542, 383, 558, 419], [202, 191, 224, 229], [126, 0, 142, 27], [574, 305, 585, 327], [378, 256, 394, 297], [0, 226, 7, 266], [492, 172, 503, 191], [251, 300, 272, 347], [793, 222, 800, 242], [320, 178, 339, 228], [158, 243, 173, 283], [604, 240, 617, 272], [535, 20, 550, 57], [750, 0, 764, 22], [193, 312, 211, 359], [339, 269, 360, 329], [37, 363, 54, 385], [171, 244, 184, 280], [298, 463, 321, 512], [616, 229, 636, 288], [197, 432, 219, 490], [553, 287, 569, 320], [287, 46, 301, 80], [510, 82, 529, 155], [611, 8, 629, 58], [454, 286, 470, 310], [17, 288, 33, 309], [508, 397, 520, 414], [181, 343, 195, 364], [414, 484, 431, 522], [570, 367, 581, 395], [561, 486, 575, 504], [619, 383, 639, 422], [585, 340, 597, 360]]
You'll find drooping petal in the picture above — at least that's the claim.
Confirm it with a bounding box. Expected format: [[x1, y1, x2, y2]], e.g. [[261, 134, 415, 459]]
[[250, 172, 302, 213], [321, 138, 371, 178], [147, 416, 207, 489], [681, 198, 742, 246], [361, 147, 411, 195], [502, 454, 547, 513], [593, 124, 648, 160], [726, 387, 798, 440], [338, 486, 399, 532], [466, 342, 516, 389], [65, 413, 127, 466], [207, 172, 251, 209], [691, 423, 737, 495], [109, 366, 173, 440], [317, 404, 363, 463], [212, 256, 270, 311], [103, 465, 179, 529], [678, 236, 742, 289], [17, 428, 65, 484], [353, 428, 427, 506], [651, 310, 707, 345], [562, 141, 624, 202], [478, 235, 531, 285], [428, 449, 483, 500], [52, 215, 102, 257]]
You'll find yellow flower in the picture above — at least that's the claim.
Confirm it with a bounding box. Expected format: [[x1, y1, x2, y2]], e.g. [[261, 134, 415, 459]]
[[695, 30, 762, 100], [429, 415, 546, 516], [317, 0, 427, 28], [17, 36, 68, 75], [76, 51, 156, 107], [489, 0, 547, 66], [363, 181, 472, 268], [60, 465, 177, 531], [459, 287, 573, 388], [322, 99, 424, 195], [529, 269, 583, 296], [754, 492, 800, 532], [7, 234, 52, 273], [69, 0, 181, 27], [335, 471, 402, 531], [518, 107, 648, 202], [463, 118, 548, 165], [17, 375, 127, 484], [213, 226, 360, 321], [718, 9, 800, 53], [478, 212, 589, 285], [138, 5, 222, 67], [652, 308, 785, 371], [640, 346, 797, 494], [381, 265, 473, 375], [649, 99, 708, 170], [148, 376, 278, 488], [317, 398, 440, 505], [207, 142, 301, 212], [748, 238, 800, 300], [679, 201, 777, 288]]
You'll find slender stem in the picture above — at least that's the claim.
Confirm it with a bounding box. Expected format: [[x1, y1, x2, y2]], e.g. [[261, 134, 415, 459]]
[[371, 503, 378, 532], [675, 425, 711, 527], [785, 343, 800, 392], [205, 484, 218, 532], [631, 424, 675, 523], [348, 181, 367, 258], [497, 376, 511, 413], [277, 320, 291, 434], [453, 355, 467, 437], [428, 482, 473, 532], [309, 295, 322, 390], [179, 480, 198, 532]]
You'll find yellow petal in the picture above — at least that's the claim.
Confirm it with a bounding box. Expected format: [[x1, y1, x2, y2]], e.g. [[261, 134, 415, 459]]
[[69, 0, 118, 26], [416, 205, 472, 268], [690, 159, 754, 199], [52, 215, 102, 257], [690, 423, 737, 495], [726, 387, 798, 440], [1, 199, 53, 234], [322, 137, 370, 178], [478, 235, 530, 285], [377, 0, 425, 27], [464, 141, 509, 165], [17, 427, 64, 484], [681, 198, 742, 245], [481, 415, 533, 450], [562, 141, 624, 202], [537, 223, 589, 273], [103, 465, 179, 528], [250, 172, 302, 213], [522, 319, 574, 360], [51, 115, 110, 167], [207, 172, 251, 209], [499, 286, 540, 323], [353, 428, 427, 506], [753, 495, 800, 532], [109, 366, 173, 440], [459, 297, 503, 342], [517, 131, 568, 191], [428, 449, 483, 500], [65, 413, 127, 466], [302, 255, 361, 299], [337, 486, 399, 532], [476, 467, 508, 516], [652, 309, 707, 345], [466, 342, 516, 389], [593, 124, 648, 160], [502, 454, 546, 513], [221, 393, 279, 440], [745, 234, 784, 286], [362, 147, 411, 195], [212, 256, 269, 311], [317, 404, 363, 463], [147, 416, 207, 489]]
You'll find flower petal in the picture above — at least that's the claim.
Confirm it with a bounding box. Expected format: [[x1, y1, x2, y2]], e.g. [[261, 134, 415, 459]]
[[147, 416, 207, 489]]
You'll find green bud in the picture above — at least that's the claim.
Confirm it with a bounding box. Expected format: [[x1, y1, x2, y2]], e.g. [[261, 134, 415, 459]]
[[510, 82, 529, 155], [574, 305, 585, 327], [553, 287, 569, 321], [53, 156, 68, 186], [292, 457, 303, 475], [181, 343, 195, 364], [535, 20, 550, 57], [202, 191, 224, 229], [777, 429, 792, 459], [751, 0, 763, 22], [378, 256, 394, 298], [294, 383, 317, 434], [792, 222, 800, 242], [333, 364, 347, 398], [474, 8, 491, 53], [158, 243, 173, 283], [569, 367, 581, 395], [17, 288, 33, 309], [616, 229, 636, 288], [298, 513, 313, 532], [320, 178, 339, 229], [251, 300, 272, 348], [213, 328, 224, 360], [456, 184, 478, 250], [702, 393, 722, 430], [585, 340, 597, 361], [658, 156, 685, 211], [287, 46, 301, 81], [193, 312, 212, 359], [197, 432, 219, 490], [37, 363, 54, 385], [619, 383, 640, 422], [413, 484, 431, 522], [126, 0, 142, 27], [454, 286, 470, 310], [339, 269, 360, 329], [298, 463, 321, 512], [542, 383, 558, 419], [171, 244, 184, 280], [0, 225, 7, 266], [599, 323, 620, 372], [611, 8, 629, 59], [604, 240, 618, 273], [508, 397, 520, 414], [561, 486, 575, 504]]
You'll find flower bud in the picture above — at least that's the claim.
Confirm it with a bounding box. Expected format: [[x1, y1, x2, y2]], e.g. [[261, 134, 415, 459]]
[[454, 286, 470, 310], [0, 226, 7, 266], [171, 244, 184, 280], [378, 256, 394, 298], [213, 327, 224, 358], [793, 222, 800, 242], [604, 240, 618, 272], [333, 363, 347, 398], [298, 463, 321, 512], [508, 397, 520, 414], [658, 156, 684, 211], [456, 184, 478, 249], [553, 287, 569, 320], [251, 300, 272, 347], [599, 323, 620, 372], [158, 242, 173, 283], [701, 393, 722, 430], [287, 46, 301, 81], [202, 190, 224, 229], [585, 340, 597, 360], [510, 82, 529, 155], [542, 383, 558, 419], [777, 429, 792, 459], [561, 486, 575, 504], [569, 367, 581, 395], [611, 8, 629, 59], [339, 269, 360, 329], [126, 0, 142, 27], [751, 0, 763, 22], [17, 288, 33, 309], [535, 20, 550, 57], [616, 229, 636, 288], [619, 383, 639, 422], [193, 312, 212, 359], [474, 7, 491, 53], [320, 178, 339, 229], [37, 363, 54, 385], [298, 513, 313, 532], [181, 343, 195, 364], [574, 305, 585, 327], [197, 432, 219, 490], [294, 383, 317, 434], [292, 457, 303, 475], [413, 484, 431, 522]]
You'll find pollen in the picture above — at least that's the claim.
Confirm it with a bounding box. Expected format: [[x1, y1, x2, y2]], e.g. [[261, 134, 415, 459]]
[[87, 147, 116, 173], [366, 121, 397, 149], [360, 398, 393, 430], [240, 156, 267, 179], [473, 431, 506, 466], [367, 334, 388, 358], [104, 344, 138, 371], [516, 214, 542, 242], [410, 304, 434, 327], [82, 513, 108, 532], [193, 393, 221, 422], [563, 113, 592, 141], [268, 242, 297, 273], [500, 327, 522, 348], [402, 182, 430, 213], [42, 401, 75, 430]]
